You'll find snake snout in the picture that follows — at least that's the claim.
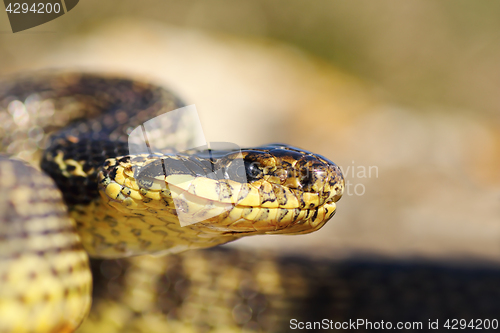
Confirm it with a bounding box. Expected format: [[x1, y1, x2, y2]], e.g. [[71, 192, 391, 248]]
[[292, 151, 344, 206], [326, 162, 344, 204]]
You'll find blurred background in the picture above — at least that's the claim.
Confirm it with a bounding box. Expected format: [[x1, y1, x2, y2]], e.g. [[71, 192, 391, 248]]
[[0, 0, 499, 261]]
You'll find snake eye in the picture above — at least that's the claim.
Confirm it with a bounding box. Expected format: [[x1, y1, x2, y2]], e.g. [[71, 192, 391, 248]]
[[245, 161, 263, 181]]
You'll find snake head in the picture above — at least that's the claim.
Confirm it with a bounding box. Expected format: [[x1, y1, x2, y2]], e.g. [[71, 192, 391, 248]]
[[221, 143, 344, 236], [94, 144, 343, 256]]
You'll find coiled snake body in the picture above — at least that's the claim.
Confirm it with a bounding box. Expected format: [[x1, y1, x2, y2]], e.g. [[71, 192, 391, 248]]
[[0, 72, 344, 332]]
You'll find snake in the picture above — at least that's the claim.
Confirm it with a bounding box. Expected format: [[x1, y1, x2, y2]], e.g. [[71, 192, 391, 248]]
[[0, 72, 344, 332]]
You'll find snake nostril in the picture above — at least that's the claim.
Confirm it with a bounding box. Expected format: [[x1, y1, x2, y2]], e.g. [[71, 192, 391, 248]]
[[299, 164, 326, 192]]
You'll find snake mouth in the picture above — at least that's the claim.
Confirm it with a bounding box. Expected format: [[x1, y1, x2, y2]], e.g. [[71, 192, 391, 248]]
[[219, 200, 337, 237], [209, 194, 338, 237], [273, 199, 337, 235]]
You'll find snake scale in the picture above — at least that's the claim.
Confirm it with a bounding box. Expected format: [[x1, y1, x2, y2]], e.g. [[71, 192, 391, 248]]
[[1, 72, 499, 333]]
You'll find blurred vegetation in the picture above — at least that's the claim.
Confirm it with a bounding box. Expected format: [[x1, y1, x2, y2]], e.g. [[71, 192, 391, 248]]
[[1, 0, 499, 117]]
